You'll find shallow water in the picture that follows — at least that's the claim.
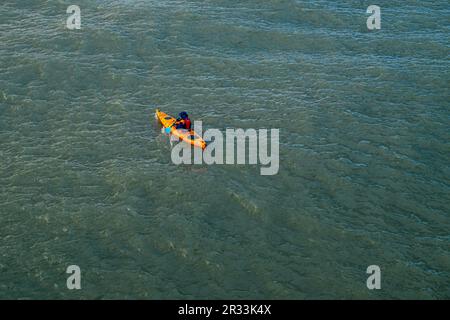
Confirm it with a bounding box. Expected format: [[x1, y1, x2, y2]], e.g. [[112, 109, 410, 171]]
[[0, 0, 449, 299]]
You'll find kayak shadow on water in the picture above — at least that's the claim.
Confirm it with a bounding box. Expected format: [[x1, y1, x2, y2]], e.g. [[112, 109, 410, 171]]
[[185, 166, 208, 174]]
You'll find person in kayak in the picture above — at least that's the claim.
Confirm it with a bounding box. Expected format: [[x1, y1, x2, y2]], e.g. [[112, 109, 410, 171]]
[[174, 111, 191, 130]]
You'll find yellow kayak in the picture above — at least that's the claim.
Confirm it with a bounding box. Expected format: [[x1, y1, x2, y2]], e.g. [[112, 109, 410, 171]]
[[155, 109, 206, 149]]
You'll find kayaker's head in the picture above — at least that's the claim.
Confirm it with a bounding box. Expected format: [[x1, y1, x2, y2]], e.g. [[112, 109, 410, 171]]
[[179, 111, 188, 119]]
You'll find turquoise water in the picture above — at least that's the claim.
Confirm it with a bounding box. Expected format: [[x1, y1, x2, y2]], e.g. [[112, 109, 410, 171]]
[[0, 0, 449, 299]]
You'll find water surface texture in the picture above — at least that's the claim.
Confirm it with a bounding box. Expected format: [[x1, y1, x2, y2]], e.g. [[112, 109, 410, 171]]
[[0, 0, 449, 299]]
